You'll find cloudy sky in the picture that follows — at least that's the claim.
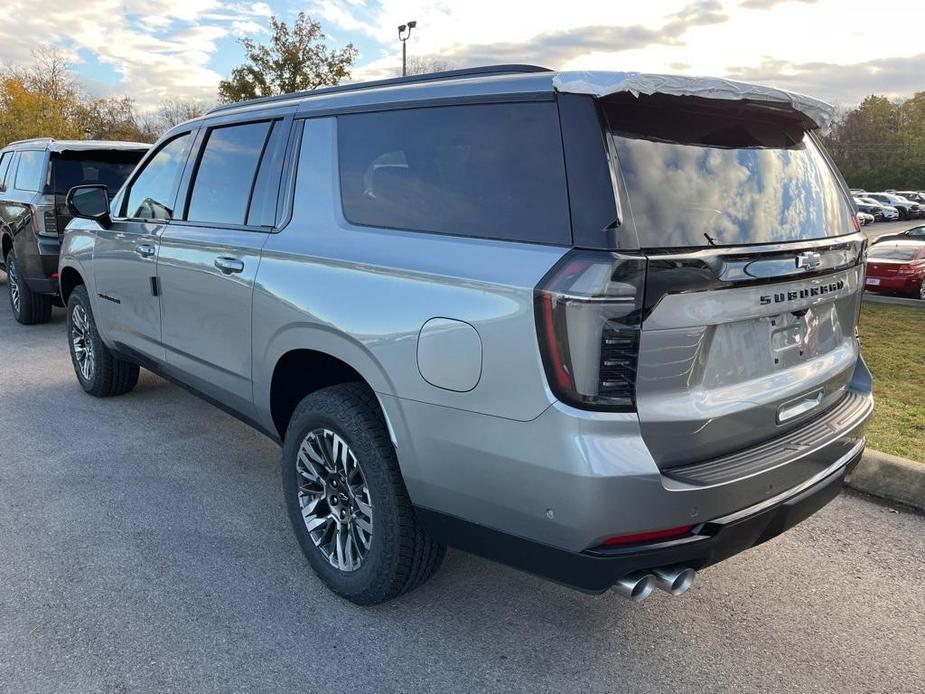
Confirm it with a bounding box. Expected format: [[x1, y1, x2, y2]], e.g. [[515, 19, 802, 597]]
[[0, 0, 922, 108]]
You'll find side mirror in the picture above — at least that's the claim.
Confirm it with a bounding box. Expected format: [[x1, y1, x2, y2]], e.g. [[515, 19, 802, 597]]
[[66, 185, 112, 229]]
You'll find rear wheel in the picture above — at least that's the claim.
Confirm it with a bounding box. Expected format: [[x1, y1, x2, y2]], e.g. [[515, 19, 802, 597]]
[[67, 284, 139, 397], [282, 383, 445, 605], [918, 278, 925, 301], [6, 250, 52, 325]]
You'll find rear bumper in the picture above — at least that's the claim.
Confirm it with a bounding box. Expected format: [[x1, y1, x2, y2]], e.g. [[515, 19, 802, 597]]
[[865, 276, 919, 294], [391, 355, 872, 589], [17, 236, 61, 295], [417, 439, 863, 593]]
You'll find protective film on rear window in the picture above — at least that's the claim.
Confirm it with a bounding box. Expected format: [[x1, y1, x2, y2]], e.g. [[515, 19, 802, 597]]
[[604, 95, 855, 249]]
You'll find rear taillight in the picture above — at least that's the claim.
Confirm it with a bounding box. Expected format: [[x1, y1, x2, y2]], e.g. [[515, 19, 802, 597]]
[[534, 250, 646, 411], [30, 205, 58, 237], [896, 265, 916, 275]]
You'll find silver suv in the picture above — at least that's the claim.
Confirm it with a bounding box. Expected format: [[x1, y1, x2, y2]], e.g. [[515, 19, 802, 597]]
[[59, 66, 873, 605]]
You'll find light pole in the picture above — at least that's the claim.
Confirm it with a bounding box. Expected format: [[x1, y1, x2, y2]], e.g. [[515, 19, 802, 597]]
[[398, 20, 416, 76]]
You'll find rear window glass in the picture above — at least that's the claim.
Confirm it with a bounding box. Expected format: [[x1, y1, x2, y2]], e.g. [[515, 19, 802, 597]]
[[337, 103, 571, 244], [869, 245, 921, 261], [604, 95, 856, 249], [51, 152, 144, 195], [15, 150, 45, 191]]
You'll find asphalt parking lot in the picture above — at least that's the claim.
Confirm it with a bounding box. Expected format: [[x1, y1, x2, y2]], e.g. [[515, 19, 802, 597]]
[[1, 272, 924, 694], [862, 218, 922, 242]]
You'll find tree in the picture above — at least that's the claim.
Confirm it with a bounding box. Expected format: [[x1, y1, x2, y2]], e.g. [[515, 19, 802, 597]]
[[218, 13, 358, 103], [821, 92, 925, 190], [154, 99, 209, 130], [404, 56, 451, 76]]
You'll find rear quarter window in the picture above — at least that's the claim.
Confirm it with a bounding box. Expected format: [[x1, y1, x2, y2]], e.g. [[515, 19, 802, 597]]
[[15, 150, 46, 192], [337, 102, 571, 245]]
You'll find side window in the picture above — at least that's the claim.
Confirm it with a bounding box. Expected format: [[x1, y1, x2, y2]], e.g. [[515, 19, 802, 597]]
[[15, 150, 46, 192], [123, 133, 192, 221], [186, 121, 272, 225], [246, 121, 289, 227], [0, 152, 11, 188], [337, 102, 571, 244]]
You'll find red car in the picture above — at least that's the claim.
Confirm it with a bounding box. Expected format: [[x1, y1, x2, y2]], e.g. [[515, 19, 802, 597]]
[[865, 240, 925, 300]]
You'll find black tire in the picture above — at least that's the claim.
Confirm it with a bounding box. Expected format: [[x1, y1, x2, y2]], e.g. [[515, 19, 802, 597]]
[[918, 278, 925, 301], [282, 383, 445, 605], [6, 250, 52, 325], [66, 284, 139, 397]]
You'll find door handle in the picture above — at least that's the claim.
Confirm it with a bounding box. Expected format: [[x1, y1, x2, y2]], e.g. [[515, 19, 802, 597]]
[[214, 257, 245, 274], [135, 243, 156, 258]]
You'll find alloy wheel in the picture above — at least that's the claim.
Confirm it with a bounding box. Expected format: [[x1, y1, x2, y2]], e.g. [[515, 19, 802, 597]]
[[920, 279, 925, 301], [296, 428, 373, 572], [70, 304, 95, 382], [8, 259, 20, 315]]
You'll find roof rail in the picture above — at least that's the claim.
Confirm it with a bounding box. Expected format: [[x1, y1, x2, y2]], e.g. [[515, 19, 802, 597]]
[[206, 64, 552, 115]]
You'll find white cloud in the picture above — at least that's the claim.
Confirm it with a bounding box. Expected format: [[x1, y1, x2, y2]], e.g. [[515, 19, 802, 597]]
[[232, 20, 267, 37], [0, 0, 262, 106], [0, 0, 922, 108]]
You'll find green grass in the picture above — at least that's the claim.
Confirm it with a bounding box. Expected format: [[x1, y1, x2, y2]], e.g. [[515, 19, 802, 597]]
[[858, 302, 925, 463]]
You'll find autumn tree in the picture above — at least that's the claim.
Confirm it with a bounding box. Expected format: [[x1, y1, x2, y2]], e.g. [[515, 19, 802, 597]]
[[822, 93, 925, 190], [218, 13, 358, 103]]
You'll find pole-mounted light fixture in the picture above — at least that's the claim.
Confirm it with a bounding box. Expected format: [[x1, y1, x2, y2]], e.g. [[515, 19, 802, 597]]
[[398, 20, 417, 76]]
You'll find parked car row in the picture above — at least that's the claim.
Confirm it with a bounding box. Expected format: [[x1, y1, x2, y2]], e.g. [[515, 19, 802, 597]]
[[2, 66, 874, 606], [851, 188, 925, 224]]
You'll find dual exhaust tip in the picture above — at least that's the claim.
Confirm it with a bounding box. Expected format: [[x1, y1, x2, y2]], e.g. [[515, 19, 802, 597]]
[[614, 566, 696, 602]]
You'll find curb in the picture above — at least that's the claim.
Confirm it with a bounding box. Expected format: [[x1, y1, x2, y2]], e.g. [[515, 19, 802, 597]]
[[846, 449, 925, 511]]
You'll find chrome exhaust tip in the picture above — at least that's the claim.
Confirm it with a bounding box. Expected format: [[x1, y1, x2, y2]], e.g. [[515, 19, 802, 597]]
[[613, 572, 656, 602], [651, 566, 696, 595]]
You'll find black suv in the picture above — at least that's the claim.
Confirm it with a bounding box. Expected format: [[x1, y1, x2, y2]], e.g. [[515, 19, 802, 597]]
[[0, 139, 148, 324]]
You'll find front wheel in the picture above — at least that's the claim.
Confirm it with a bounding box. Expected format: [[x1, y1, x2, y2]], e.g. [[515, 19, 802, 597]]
[[281, 383, 445, 605], [66, 284, 139, 397], [6, 250, 52, 325]]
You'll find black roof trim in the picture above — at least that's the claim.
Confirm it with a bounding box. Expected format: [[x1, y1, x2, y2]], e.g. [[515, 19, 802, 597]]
[[206, 64, 552, 115]]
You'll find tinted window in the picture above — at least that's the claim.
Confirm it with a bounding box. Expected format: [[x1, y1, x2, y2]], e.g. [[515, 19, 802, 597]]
[[187, 121, 271, 225], [124, 133, 191, 220], [247, 121, 288, 227], [338, 103, 571, 244], [15, 150, 46, 192], [51, 152, 144, 195], [604, 95, 856, 249], [0, 152, 13, 189]]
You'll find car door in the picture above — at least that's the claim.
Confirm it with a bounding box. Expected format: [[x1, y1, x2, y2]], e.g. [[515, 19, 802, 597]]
[[92, 130, 197, 361], [155, 116, 292, 416]]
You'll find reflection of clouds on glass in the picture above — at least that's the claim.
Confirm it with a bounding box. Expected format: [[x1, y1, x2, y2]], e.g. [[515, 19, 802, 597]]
[[617, 134, 853, 248]]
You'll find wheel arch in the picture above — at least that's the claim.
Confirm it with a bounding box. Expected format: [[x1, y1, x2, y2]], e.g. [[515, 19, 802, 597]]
[[59, 265, 85, 304], [1, 230, 11, 262], [261, 327, 399, 442]]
